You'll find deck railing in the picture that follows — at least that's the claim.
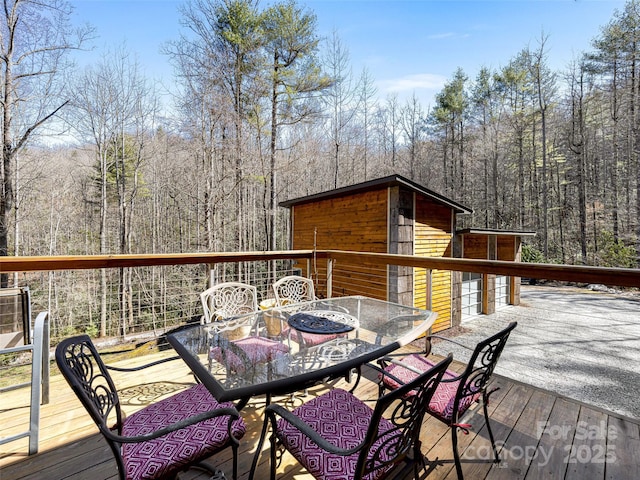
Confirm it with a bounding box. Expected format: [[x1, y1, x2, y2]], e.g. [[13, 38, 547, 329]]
[[0, 311, 49, 455], [0, 249, 638, 344]]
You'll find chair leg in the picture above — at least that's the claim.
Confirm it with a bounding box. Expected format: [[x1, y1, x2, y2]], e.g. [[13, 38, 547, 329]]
[[483, 399, 500, 462], [249, 417, 270, 480], [451, 425, 464, 480], [269, 433, 277, 480], [232, 442, 239, 480], [413, 439, 425, 480]]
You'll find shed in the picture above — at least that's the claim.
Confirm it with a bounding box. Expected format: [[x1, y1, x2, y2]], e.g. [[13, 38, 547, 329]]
[[280, 175, 469, 332], [280, 175, 533, 332], [456, 228, 536, 318]]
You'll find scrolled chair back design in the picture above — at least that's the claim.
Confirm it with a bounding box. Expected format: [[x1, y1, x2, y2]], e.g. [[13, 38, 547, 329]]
[[279, 282, 309, 303], [57, 337, 123, 431], [211, 289, 255, 317], [272, 276, 315, 306], [363, 368, 445, 476], [201, 282, 259, 325], [459, 329, 512, 402]]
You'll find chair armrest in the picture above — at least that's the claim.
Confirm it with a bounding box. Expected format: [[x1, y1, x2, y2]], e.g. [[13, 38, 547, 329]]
[[105, 355, 181, 372], [101, 406, 241, 444], [372, 356, 462, 386], [265, 403, 363, 456], [366, 361, 413, 389], [427, 334, 474, 351], [386, 358, 425, 374], [313, 300, 348, 313]]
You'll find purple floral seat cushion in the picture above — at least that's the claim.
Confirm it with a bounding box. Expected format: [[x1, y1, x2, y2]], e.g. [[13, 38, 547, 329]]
[[121, 383, 246, 480], [284, 326, 341, 346], [382, 354, 480, 422], [210, 336, 289, 373], [275, 388, 396, 480]]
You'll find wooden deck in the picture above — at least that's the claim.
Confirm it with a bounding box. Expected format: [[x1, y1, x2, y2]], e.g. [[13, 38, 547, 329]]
[[2, 344, 639, 480]]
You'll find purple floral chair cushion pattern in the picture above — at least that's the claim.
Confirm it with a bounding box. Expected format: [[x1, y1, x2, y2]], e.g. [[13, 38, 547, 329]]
[[209, 336, 289, 373], [381, 354, 480, 421], [122, 383, 246, 480], [284, 326, 341, 346], [275, 388, 395, 480]]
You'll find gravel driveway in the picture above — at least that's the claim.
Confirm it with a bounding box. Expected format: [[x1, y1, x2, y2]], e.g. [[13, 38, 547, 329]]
[[427, 284, 640, 420]]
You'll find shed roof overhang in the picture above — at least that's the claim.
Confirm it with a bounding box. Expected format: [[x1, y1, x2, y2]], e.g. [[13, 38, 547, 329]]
[[279, 174, 473, 214], [457, 228, 537, 237]]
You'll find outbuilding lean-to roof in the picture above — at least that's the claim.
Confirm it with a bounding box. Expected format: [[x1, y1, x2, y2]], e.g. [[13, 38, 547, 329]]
[[457, 228, 537, 237], [279, 174, 473, 215]]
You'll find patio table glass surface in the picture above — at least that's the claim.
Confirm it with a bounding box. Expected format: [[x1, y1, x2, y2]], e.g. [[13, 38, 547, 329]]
[[167, 295, 436, 403]]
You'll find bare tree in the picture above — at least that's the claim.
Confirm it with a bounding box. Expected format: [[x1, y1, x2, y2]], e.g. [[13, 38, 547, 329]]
[[470, 66, 503, 228], [322, 30, 358, 188], [377, 94, 400, 170], [529, 33, 557, 259], [401, 93, 425, 179], [169, 0, 264, 263], [355, 67, 378, 181], [262, 0, 330, 258], [495, 52, 533, 230], [0, 0, 92, 286], [566, 57, 591, 264], [70, 46, 158, 337]]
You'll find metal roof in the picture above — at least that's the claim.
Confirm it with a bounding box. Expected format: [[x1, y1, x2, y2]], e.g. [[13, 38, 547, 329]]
[[278, 174, 473, 214]]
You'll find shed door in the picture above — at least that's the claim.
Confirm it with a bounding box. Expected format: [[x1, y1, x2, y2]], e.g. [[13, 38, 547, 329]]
[[461, 272, 482, 320], [496, 275, 510, 307]]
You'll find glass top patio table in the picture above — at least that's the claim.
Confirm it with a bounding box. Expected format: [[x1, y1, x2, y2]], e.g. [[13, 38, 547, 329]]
[[167, 295, 436, 404]]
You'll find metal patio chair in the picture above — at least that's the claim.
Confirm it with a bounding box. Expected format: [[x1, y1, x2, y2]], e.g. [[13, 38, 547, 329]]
[[56, 335, 246, 480], [376, 321, 517, 480], [271, 276, 353, 348], [253, 353, 453, 480], [201, 282, 289, 385]]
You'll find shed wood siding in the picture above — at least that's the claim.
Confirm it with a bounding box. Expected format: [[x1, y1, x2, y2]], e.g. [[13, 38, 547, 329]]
[[497, 236, 517, 260], [462, 235, 489, 259], [414, 198, 453, 333], [291, 189, 388, 299]]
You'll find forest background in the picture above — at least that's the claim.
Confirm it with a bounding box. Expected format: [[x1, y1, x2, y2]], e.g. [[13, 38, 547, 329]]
[[2, 0, 640, 285]]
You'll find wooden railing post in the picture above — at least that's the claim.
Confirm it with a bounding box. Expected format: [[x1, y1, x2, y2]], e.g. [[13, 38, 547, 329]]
[[482, 273, 496, 315], [451, 270, 461, 327], [326, 258, 333, 298]]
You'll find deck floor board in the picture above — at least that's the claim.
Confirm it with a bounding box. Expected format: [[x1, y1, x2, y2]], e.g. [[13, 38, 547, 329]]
[[2, 345, 638, 480]]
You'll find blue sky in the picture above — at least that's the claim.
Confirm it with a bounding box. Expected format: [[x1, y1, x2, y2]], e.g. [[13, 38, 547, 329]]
[[70, 0, 627, 109]]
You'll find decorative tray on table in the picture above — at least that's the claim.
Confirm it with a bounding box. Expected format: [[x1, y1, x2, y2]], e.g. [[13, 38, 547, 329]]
[[287, 311, 355, 334]]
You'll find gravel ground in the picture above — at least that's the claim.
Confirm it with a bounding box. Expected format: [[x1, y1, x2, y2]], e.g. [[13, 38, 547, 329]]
[[426, 284, 640, 420]]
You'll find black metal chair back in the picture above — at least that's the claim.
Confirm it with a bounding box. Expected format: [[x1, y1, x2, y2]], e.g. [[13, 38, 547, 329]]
[[258, 353, 453, 480], [56, 335, 128, 472], [356, 353, 454, 479], [452, 321, 517, 419], [56, 334, 246, 480]]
